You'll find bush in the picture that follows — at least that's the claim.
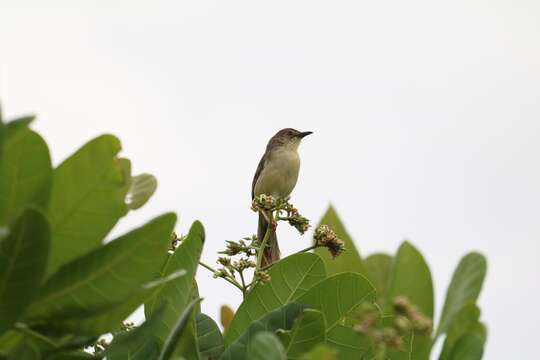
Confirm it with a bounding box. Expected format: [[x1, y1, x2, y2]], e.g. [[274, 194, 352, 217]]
[[0, 112, 487, 359]]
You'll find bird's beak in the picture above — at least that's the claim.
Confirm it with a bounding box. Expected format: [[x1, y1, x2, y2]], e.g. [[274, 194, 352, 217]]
[[298, 131, 314, 138]]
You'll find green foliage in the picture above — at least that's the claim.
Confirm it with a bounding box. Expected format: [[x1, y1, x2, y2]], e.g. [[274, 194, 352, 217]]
[[313, 206, 369, 278], [364, 253, 392, 307], [220, 303, 306, 360], [277, 309, 326, 358], [0, 210, 49, 333], [0, 126, 52, 226], [144, 221, 205, 342], [436, 252, 487, 338], [46, 135, 129, 275], [247, 332, 287, 360], [439, 303, 486, 360], [297, 273, 376, 359], [0, 112, 489, 359], [195, 313, 224, 359], [225, 253, 326, 345]]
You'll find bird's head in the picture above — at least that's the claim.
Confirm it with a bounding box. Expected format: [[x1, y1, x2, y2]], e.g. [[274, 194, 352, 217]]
[[270, 128, 313, 150]]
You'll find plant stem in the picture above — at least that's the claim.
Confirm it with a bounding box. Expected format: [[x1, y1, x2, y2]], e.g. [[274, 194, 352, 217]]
[[255, 211, 273, 271], [14, 323, 57, 347], [239, 270, 247, 298], [198, 261, 244, 291]]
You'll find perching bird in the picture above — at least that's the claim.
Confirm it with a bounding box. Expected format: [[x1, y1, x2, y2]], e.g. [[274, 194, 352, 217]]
[[251, 128, 313, 267]]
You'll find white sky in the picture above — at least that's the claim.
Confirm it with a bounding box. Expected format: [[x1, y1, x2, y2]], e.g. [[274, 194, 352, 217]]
[[1, 1, 539, 358]]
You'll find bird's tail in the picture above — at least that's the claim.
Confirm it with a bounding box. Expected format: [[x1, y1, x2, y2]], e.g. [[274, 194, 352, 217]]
[[258, 212, 280, 268]]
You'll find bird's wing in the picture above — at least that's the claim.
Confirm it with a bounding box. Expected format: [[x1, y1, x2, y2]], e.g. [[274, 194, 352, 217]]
[[252, 152, 267, 199]]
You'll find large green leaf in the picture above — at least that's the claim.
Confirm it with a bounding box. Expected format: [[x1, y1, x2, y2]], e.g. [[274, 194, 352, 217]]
[[0, 331, 24, 356], [159, 298, 202, 360], [145, 221, 205, 343], [278, 309, 326, 359], [126, 174, 157, 210], [0, 127, 52, 226], [385, 241, 434, 360], [0, 210, 50, 334], [436, 252, 487, 338], [364, 253, 392, 307], [24, 213, 176, 321], [105, 308, 164, 360], [247, 332, 287, 360], [439, 303, 485, 360], [45, 269, 186, 336], [300, 344, 337, 360], [46, 134, 130, 275], [313, 206, 369, 278], [225, 253, 326, 345], [220, 303, 306, 360], [297, 273, 376, 359], [448, 333, 485, 360], [195, 313, 224, 359]]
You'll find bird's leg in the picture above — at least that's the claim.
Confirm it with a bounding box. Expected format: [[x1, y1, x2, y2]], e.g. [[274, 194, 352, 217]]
[[260, 209, 271, 224], [271, 218, 278, 230]]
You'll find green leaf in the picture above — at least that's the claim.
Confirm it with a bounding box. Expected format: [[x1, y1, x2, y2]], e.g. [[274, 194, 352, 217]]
[[6, 339, 40, 360], [0, 127, 52, 226], [313, 206, 369, 278], [195, 313, 224, 359], [436, 252, 487, 338], [126, 174, 158, 210], [278, 309, 326, 359], [105, 308, 164, 360], [448, 333, 485, 360], [364, 253, 392, 307], [46, 134, 130, 275], [439, 303, 485, 360], [48, 269, 186, 336], [225, 253, 326, 345], [24, 213, 176, 321], [247, 332, 287, 360], [220, 303, 306, 360], [300, 344, 338, 360], [158, 298, 202, 360], [0, 210, 50, 334], [297, 273, 376, 359], [385, 241, 434, 360], [145, 221, 205, 343], [0, 331, 24, 356]]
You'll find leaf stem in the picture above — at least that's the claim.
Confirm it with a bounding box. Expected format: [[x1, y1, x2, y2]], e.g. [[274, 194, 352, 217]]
[[198, 261, 244, 291], [14, 323, 57, 347]]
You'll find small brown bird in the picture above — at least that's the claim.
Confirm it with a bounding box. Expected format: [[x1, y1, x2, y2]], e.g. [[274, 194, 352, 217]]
[[252, 128, 313, 267]]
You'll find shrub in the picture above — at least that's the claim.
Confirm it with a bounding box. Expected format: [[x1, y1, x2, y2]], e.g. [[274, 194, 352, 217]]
[[0, 112, 487, 359]]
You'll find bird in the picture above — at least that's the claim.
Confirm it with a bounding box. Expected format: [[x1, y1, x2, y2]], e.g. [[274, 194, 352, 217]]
[[251, 128, 313, 267]]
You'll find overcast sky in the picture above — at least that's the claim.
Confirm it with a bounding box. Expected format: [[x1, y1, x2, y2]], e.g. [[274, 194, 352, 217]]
[[1, 1, 539, 358]]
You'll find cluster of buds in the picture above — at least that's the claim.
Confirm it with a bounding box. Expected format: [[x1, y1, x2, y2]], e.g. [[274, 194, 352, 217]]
[[393, 296, 433, 334], [255, 270, 271, 283], [314, 225, 345, 258], [280, 205, 310, 234], [251, 194, 311, 235], [219, 237, 257, 257], [92, 338, 109, 354], [251, 194, 277, 211], [168, 231, 184, 252], [353, 297, 433, 359], [121, 321, 136, 331]]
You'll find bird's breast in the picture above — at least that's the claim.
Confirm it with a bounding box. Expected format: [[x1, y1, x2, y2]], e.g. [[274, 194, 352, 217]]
[[254, 149, 300, 198]]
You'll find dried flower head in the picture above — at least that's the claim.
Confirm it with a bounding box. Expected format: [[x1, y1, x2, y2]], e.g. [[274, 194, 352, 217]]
[[256, 270, 271, 283], [392, 296, 433, 335], [251, 194, 277, 212], [314, 225, 345, 258]]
